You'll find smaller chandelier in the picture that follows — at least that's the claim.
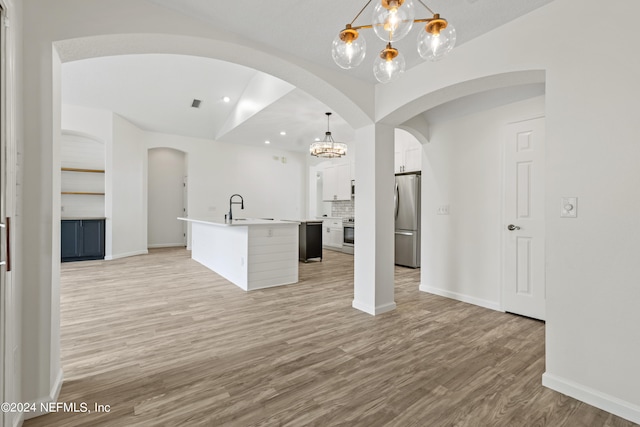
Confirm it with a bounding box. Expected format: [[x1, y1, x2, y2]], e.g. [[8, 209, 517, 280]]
[[332, 0, 456, 84], [310, 112, 348, 158]]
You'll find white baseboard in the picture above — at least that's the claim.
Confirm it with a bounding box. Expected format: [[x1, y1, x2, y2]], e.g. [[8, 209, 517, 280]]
[[147, 243, 186, 249], [419, 284, 502, 312], [352, 300, 397, 316], [12, 412, 24, 427], [104, 249, 148, 261], [542, 372, 640, 424], [23, 368, 64, 420]]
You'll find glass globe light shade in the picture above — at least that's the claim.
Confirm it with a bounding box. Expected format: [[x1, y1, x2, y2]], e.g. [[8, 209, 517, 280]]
[[332, 30, 367, 69], [372, 0, 415, 42], [373, 49, 405, 84], [417, 21, 456, 61]]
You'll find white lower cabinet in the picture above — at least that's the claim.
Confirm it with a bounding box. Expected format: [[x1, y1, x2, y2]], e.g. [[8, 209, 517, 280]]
[[322, 219, 343, 249]]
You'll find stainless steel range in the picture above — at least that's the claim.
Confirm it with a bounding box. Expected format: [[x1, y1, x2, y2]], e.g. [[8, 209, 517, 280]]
[[343, 218, 354, 254]]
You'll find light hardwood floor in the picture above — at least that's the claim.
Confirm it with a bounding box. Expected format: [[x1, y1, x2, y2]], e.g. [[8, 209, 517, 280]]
[[25, 248, 636, 427]]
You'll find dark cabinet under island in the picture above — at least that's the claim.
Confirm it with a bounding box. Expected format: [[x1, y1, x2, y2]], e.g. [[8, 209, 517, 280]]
[[61, 219, 105, 262]]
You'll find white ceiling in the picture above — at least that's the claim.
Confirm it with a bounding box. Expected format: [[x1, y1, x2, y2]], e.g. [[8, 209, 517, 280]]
[[62, 55, 355, 152], [147, 0, 554, 84], [61, 0, 553, 152]]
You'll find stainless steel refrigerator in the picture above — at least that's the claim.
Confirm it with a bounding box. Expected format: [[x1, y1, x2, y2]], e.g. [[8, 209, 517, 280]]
[[395, 173, 420, 268]]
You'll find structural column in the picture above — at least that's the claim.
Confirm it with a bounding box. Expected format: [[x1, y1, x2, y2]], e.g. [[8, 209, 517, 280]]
[[21, 23, 63, 412], [353, 123, 396, 315]]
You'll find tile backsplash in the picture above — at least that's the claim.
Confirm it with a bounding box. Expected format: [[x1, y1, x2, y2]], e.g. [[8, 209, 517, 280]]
[[331, 199, 354, 219]]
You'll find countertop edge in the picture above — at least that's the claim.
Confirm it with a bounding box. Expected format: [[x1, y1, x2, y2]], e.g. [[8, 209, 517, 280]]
[[178, 217, 300, 227]]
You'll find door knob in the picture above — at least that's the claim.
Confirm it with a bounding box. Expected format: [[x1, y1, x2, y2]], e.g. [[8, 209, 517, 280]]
[[507, 224, 521, 231]]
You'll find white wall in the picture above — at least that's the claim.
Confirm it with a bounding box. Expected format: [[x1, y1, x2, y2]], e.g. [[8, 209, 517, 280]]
[[377, 0, 640, 421], [148, 147, 186, 247], [420, 95, 545, 309], [108, 114, 147, 259], [146, 131, 307, 223], [61, 104, 112, 141], [21, 3, 62, 411]]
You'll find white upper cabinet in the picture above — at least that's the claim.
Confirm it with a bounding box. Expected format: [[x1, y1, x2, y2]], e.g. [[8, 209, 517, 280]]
[[322, 162, 351, 201], [395, 129, 422, 174]]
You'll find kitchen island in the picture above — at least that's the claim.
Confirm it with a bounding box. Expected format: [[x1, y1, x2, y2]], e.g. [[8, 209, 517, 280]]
[[178, 217, 300, 291]]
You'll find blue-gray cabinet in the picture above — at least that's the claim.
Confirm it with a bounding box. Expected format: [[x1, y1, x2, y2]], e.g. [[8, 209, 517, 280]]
[[61, 219, 105, 262]]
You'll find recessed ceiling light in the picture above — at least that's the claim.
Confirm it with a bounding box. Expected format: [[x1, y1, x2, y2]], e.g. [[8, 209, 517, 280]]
[[265, 140, 270, 144], [222, 96, 231, 103], [314, 137, 321, 141], [280, 131, 286, 136]]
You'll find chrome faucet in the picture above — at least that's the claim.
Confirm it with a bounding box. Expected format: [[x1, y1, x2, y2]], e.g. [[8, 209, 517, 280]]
[[228, 194, 244, 221]]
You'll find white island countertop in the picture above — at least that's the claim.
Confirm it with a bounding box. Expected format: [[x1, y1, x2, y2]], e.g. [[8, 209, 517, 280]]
[[178, 217, 299, 291], [178, 217, 299, 227]]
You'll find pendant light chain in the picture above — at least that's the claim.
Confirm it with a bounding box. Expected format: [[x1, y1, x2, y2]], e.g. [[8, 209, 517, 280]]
[[416, 0, 435, 15], [350, 0, 374, 25]]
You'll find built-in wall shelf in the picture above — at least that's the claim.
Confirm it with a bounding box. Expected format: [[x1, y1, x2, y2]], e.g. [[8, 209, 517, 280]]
[[61, 167, 105, 173], [61, 191, 105, 195], [60, 131, 106, 218]]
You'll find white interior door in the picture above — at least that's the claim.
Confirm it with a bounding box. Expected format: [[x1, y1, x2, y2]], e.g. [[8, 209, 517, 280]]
[[502, 117, 546, 320]]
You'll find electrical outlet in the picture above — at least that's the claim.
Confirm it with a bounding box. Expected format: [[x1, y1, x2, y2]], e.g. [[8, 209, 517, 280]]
[[268, 229, 273, 237], [437, 205, 450, 215]]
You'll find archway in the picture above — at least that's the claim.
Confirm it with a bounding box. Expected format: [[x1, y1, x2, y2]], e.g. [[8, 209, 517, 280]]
[[381, 71, 547, 308], [22, 12, 376, 407]]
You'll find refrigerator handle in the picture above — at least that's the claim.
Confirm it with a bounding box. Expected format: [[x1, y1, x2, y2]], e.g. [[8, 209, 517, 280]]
[[394, 182, 399, 220]]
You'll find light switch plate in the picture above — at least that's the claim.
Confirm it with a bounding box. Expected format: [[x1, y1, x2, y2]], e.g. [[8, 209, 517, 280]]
[[561, 197, 577, 218]]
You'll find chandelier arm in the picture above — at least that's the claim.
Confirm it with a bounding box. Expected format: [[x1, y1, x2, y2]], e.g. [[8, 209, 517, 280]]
[[350, 0, 375, 26], [416, 0, 435, 15], [348, 24, 374, 31], [352, 20, 432, 31]]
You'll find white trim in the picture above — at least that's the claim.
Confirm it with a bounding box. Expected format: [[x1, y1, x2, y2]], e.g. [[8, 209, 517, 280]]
[[542, 372, 640, 425], [23, 368, 64, 420], [12, 413, 24, 427], [419, 284, 502, 312], [352, 300, 397, 316], [147, 243, 185, 249], [104, 249, 148, 260]]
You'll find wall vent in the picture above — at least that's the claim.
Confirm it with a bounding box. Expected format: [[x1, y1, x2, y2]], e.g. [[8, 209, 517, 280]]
[[191, 99, 202, 108]]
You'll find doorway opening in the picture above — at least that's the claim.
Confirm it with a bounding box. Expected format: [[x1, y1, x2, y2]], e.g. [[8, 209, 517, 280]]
[[147, 148, 187, 249]]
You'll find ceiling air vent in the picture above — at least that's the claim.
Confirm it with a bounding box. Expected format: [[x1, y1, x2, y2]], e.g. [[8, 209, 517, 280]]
[[191, 99, 202, 108]]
